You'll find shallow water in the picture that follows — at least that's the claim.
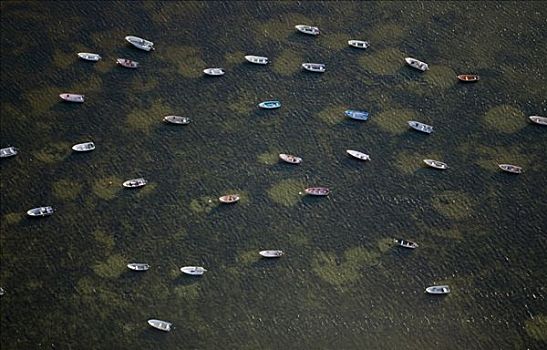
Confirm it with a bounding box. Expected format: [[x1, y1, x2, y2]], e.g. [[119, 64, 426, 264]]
[[1, 1, 546, 349]]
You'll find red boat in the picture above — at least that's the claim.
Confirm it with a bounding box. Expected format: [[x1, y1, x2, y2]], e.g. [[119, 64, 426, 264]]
[[116, 58, 139, 69], [59, 93, 84, 103], [457, 74, 479, 82], [305, 187, 330, 196]]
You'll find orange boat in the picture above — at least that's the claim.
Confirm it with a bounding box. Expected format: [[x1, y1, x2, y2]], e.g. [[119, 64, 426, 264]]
[[457, 74, 479, 82]]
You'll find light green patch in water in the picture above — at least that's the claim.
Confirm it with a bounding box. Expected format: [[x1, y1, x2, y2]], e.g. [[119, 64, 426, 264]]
[[431, 190, 477, 220], [462, 144, 531, 172], [377, 238, 397, 253], [524, 314, 547, 342], [225, 51, 246, 66], [130, 75, 159, 93], [189, 196, 216, 215], [92, 176, 122, 200], [236, 250, 259, 266], [135, 182, 157, 199], [317, 33, 350, 51], [267, 178, 306, 207], [254, 16, 297, 43], [317, 105, 346, 126], [52, 179, 83, 201], [287, 230, 311, 247], [149, 1, 206, 24], [92, 254, 126, 279], [483, 105, 525, 133], [423, 65, 457, 90], [173, 283, 201, 301], [373, 108, 419, 135], [3, 212, 23, 226], [25, 87, 58, 115], [126, 100, 171, 133], [34, 142, 71, 164], [257, 151, 279, 165], [358, 48, 405, 75], [52, 49, 77, 68], [1, 102, 27, 122], [161, 46, 206, 79], [368, 23, 406, 47], [93, 229, 115, 252], [271, 48, 302, 76], [227, 90, 256, 115], [90, 29, 127, 53], [393, 150, 423, 175]]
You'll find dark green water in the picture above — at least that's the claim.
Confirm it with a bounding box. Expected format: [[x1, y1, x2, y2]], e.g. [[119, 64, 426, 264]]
[[1, 1, 546, 349]]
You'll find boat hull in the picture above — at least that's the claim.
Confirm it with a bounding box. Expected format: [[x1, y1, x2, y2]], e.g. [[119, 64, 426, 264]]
[[302, 63, 325, 73], [305, 187, 330, 196], [423, 159, 448, 169], [405, 57, 429, 71], [125, 36, 154, 51], [116, 58, 139, 68], [426, 285, 450, 294], [123, 178, 147, 188], [60, 93, 84, 103], [180, 266, 207, 275], [127, 263, 150, 271], [219, 194, 240, 203], [529, 116, 547, 125], [72, 142, 95, 152], [295, 25, 320, 35], [346, 150, 370, 161], [457, 74, 479, 82], [345, 110, 369, 121], [348, 40, 369, 49], [163, 116, 190, 125], [498, 164, 522, 174], [258, 101, 281, 109], [245, 55, 268, 65], [148, 319, 172, 331], [27, 206, 54, 217], [0, 147, 18, 158], [279, 154, 302, 164], [259, 250, 284, 258], [408, 121, 433, 134], [77, 52, 101, 61], [203, 68, 225, 76]]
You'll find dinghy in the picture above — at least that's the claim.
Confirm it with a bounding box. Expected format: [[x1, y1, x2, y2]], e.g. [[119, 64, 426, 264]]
[[408, 121, 433, 134], [529, 116, 547, 126], [295, 24, 320, 35], [348, 40, 370, 49], [203, 68, 225, 76], [405, 57, 429, 71], [219, 194, 240, 203], [258, 100, 281, 109], [125, 35, 154, 51], [345, 110, 369, 121], [0, 146, 18, 158], [305, 187, 330, 196], [77, 52, 101, 61], [147, 319, 172, 331], [60, 93, 84, 103], [302, 63, 325, 73], [346, 149, 370, 161], [245, 55, 268, 65], [27, 206, 54, 217], [127, 263, 150, 271], [426, 285, 450, 295], [457, 74, 479, 82], [72, 142, 95, 152], [394, 238, 418, 249], [123, 178, 147, 188], [423, 159, 448, 170], [180, 266, 207, 276], [259, 250, 284, 258], [163, 116, 190, 125], [498, 164, 522, 174], [279, 153, 302, 164], [116, 58, 139, 69]]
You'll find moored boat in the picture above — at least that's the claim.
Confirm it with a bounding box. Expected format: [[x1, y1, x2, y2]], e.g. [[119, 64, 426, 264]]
[[72, 142, 95, 152], [125, 35, 154, 51], [245, 55, 268, 65], [457, 74, 479, 82], [163, 115, 190, 125], [60, 93, 84, 103], [123, 178, 147, 188], [203, 68, 225, 76], [529, 116, 547, 126], [408, 121, 433, 134], [180, 266, 207, 276], [147, 319, 172, 332], [279, 153, 302, 164], [405, 57, 429, 71], [302, 63, 325, 73], [345, 110, 369, 121], [348, 40, 370, 49], [305, 187, 330, 196], [127, 263, 150, 271], [27, 206, 54, 217], [258, 100, 281, 109], [295, 24, 320, 35], [116, 58, 139, 69], [498, 164, 522, 174], [259, 250, 284, 258], [0, 146, 18, 158], [394, 238, 418, 249], [423, 159, 448, 170], [219, 194, 240, 203], [77, 52, 101, 61], [346, 149, 370, 161], [426, 285, 450, 295]]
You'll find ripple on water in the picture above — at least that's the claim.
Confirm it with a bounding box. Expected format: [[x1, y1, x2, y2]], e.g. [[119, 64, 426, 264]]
[[52, 179, 83, 201], [92, 254, 126, 279], [431, 190, 477, 220], [358, 48, 405, 76], [92, 176, 122, 200], [483, 105, 526, 134], [373, 108, 421, 135], [267, 178, 306, 207], [272, 48, 303, 76]]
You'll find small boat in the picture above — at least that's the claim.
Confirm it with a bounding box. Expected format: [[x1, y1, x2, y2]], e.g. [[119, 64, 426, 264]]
[[302, 63, 325, 73], [245, 55, 268, 65], [279, 153, 302, 164], [127, 263, 150, 271], [72, 142, 95, 152], [498, 164, 523, 174], [258, 100, 281, 109], [405, 57, 429, 71], [27, 206, 54, 217], [346, 149, 370, 161], [295, 24, 320, 35], [345, 110, 369, 121], [394, 238, 418, 249], [259, 250, 284, 258], [116, 58, 139, 69], [163, 115, 190, 125], [123, 178, 147, 188], [0, 287, 4, 296], [426, 285, 450, 295], [348, 40, 370, 49], [305, 187, 330, 196], [457, 74, 479, 82], [219, 194, 240, 203], [423, 159, 448, 170], [60, 93, 84, 103], [408, 121, 433, 134], [0, 146, 18, 158], [529, 116, 547, 126], [125, 35, 154, 51], [203, 68, 225, 76], [180, 266, 207, 276], [77, 52, 101, 61], [147, 319, 172, 332]]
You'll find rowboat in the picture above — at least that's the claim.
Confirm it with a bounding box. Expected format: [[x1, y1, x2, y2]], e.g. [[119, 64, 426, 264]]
[[295, 24, 320, 35], [426, 285, 450, 295], [123, 178, 147, 188], [302, 63, 325, 73], [394, 238, 418, 249], [346, 149, 370, 161], [498, 164, 522, 174], [345, 110, 369, 121], [259, 250, 284, 258], [348, 40, 370, 49], [203, 68, 225, 76], [116, 58, 139, 69], [180, 266, 207, 276], [0, 146, 18, 158], [219, 194, 240, 203], [147, 319, 172, 332], [125, 35, 154, 51], [245, 55, 268, 65], [27, 206, 54, 217], [457, 74, 479, 82], [258, 100, 281, 109], [77, 52, 101, 61], [423, 159, 448, 170], [305, 187, 330, 196], [279, 153, 302, 164], [529, 116, 547, 125], [127, 263, 150, 271], [405, 57, 429, 71], [163, 116, 190, 125], [72, 142, 95, 152], [408, 121, 433, 134], [60, 93, 84, 103]]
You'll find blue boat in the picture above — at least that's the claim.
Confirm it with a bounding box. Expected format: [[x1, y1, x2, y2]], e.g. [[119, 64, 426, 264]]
[[258, 100, 281, 109], [345, 109, 369, 121]]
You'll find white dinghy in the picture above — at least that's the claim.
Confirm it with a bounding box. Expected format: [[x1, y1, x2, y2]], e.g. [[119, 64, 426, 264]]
[[259, 250, 284, 258], [148, 319, 172, 332], [180, 266, 207, 276], [77, 52, 101, 61], [72, 142, 95, 152]]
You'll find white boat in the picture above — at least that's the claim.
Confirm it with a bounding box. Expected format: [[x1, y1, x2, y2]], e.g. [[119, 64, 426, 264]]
[[180, 266, 207, 276], [203, 68, 225, 76], [125, 35, 154, 51], [498, 164, 523, 174], [345, 110, 369, 121], [258, 100, 281, 109], [426, 285, 450, 295], [0, 146, 18, 158], [77, 52, 101, 61], [147, 319, 172, 332], [72, 142, 95, 152], [279, 153, 302, 164], [348, 40, 370, 49], [60, 93, 84, 103], [245, 55, 268, 65], [423, 159, 448, 170], [116, 58, 139, 69], [529, 116, 547, 126], [295, 24, 320, 35], [163, 115, 190, 125], [302, 63, 325, 73], [408, 121, 433, 134], [127, 263, 150, 271], [405, 57, 429, 71], [259, 250, 284, 258], [27, 206, 54, 217], [346, 149, 370, 161], [123, 178, 147, 188], [394, 238, 418, 249], [219, 194, 240, 203]]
